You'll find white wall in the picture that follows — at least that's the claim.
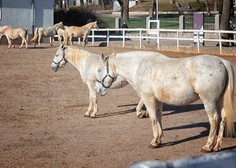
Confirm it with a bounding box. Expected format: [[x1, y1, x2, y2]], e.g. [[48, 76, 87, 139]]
[[0, 0, 53, 34]]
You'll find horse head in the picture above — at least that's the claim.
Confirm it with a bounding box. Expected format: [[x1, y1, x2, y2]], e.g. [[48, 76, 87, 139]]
[[51, 44, 68, 72], [91, 21, 99, 30], [95, 53, 117, 96], [54, 22, 64, 30]]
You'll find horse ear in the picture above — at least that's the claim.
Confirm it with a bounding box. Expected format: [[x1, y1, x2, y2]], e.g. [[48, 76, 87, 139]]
[[101, 53, 105, 61], [60, 44, 67, 50]]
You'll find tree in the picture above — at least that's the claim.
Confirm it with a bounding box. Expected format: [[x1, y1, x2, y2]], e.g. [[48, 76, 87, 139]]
[[149, 0, 155, 18], [117, 0, 129, 22], [220, 0, 234, 45]]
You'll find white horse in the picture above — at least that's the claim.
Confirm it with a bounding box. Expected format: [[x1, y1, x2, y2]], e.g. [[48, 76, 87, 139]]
[[50, 45, 145, 118], [95, 51, 235, 153], [31, 22, 64, 47], [0, 26, 28, 49]]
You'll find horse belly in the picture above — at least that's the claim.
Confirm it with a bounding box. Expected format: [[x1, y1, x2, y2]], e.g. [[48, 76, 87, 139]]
[[8, 31, 20, 40], [154, 85, 199, 106], [136, 62, 199, 106]]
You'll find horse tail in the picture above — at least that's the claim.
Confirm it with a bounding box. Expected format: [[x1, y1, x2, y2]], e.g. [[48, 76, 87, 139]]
[[31, 28, 38, 42], [222, 60, 235, 137]]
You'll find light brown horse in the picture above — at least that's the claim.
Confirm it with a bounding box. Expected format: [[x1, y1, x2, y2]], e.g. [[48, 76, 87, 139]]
[[57, 26, 68, 45], [0, 26, 28, 49], [66, 21, 99, 46], [31, 22, 64, 47]]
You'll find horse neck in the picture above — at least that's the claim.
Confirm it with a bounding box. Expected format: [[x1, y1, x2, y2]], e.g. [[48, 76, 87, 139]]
[[1, 27, 9, 34], [114, 54, 140, 82], [86, 23, 95, 30], [53, 23, 62, 30], [65, 48, 89, 69]]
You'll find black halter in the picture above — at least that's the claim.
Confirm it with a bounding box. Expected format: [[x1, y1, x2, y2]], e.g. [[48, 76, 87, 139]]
[[97, 59, 116, 89], [52, 49, 68, 69]]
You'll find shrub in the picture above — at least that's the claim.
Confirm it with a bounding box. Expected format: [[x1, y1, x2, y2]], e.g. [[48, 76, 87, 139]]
[[54, 7, 97, 26]]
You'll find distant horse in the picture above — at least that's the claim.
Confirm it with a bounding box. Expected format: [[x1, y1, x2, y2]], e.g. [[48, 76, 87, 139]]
[[96, 51, 235, 152], [50, 45, 145, 118], [66, 21, 99, 46], [31, 22, 64, 47], [0, 26, 28, 49], [57, 26, 68, 45]]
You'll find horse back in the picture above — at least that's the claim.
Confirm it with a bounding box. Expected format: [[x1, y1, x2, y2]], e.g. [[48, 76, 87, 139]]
[[67, 26, 86, 37]]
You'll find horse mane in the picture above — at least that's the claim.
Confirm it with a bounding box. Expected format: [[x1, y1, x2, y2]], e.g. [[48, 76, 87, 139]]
[[66, 47, 93, 64], [84, 21, 97, 29]]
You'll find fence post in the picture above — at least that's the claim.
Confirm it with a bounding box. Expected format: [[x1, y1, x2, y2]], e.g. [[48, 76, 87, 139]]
[[92, 29, 94, 46], [115, 17, 120, 34], [107, 30, 109, 47], [139, 30, 142, 49], [146, 16, 150, 29], [179, 15, 185, 30], [215, 14, 220, 30]]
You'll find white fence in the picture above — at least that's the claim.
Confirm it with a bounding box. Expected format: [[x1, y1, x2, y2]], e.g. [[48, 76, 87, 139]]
[[66, 28, 236, 55]]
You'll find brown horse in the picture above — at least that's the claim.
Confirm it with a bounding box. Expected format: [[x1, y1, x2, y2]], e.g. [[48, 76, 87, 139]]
[[0, 26, 28, 49], [66, 21, 99, 46], [31, 22, 64, 47]]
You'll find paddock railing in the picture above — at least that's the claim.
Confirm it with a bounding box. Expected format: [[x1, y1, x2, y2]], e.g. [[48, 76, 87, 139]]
[[61, 28, 236, 55]]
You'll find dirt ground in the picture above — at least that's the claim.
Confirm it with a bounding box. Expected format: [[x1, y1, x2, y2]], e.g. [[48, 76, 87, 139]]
[[0, 43, 236, 168]]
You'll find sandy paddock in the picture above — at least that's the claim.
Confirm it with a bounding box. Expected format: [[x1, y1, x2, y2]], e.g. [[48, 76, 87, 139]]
[[0, 44, 236, 168]]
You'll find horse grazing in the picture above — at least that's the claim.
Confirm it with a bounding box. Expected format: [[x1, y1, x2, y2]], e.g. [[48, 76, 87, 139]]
[[51, 45, 144, 118], [66, 21, 99, 47], [57, 26, 68, 45], [0, 26, 28, 49], [96, 51, 235, 152], [31, 22, 64, 47]]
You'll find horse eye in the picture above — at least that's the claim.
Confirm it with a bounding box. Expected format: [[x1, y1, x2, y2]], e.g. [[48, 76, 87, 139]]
[[98, 68, 102, 73]]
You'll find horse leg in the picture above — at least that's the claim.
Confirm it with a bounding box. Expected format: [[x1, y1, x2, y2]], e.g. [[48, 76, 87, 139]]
[[19, 38, 24, 49], [58, 35, 62, 45], [136, 100, 149, 119], [89, 89, 98, 118], [84, 83, 98, 117], [38, 34, 41, 47], [25, 38, 28, 49], [69, 35, 73, 46], [142, 96, 163, 148], [82, 36, 86, 47], [50, 36, 54, 46], [201, 102, 219, 153], [7, 37, 11, 49], [213, 98, 225, 152]]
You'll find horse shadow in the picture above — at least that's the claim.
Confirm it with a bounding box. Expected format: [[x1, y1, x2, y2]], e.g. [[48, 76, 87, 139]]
[[162, 122, 209, 147], [95, 103, 204, 118], [162, 122, 236, 150], [95, 103, 236, 149]]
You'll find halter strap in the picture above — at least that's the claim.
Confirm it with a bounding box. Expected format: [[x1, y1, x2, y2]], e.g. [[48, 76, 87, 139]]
[[97, 58, 116, 89], [52, 48, 67, 68]]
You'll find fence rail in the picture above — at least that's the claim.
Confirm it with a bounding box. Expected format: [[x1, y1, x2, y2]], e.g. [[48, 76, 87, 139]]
[[77, 28, 236, 55]]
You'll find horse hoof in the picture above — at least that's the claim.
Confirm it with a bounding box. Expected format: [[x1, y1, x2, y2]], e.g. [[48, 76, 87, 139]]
[[200, 148, 212, 153], [84, 114, 90, 117], [137, 112, 149, 119], [149, 143, 160, 148], [213, 147, 221, 152], [137, 113, 144, 119]]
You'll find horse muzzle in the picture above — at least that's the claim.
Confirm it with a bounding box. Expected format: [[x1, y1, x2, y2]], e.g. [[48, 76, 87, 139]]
[[51, 63, 59, 72]]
